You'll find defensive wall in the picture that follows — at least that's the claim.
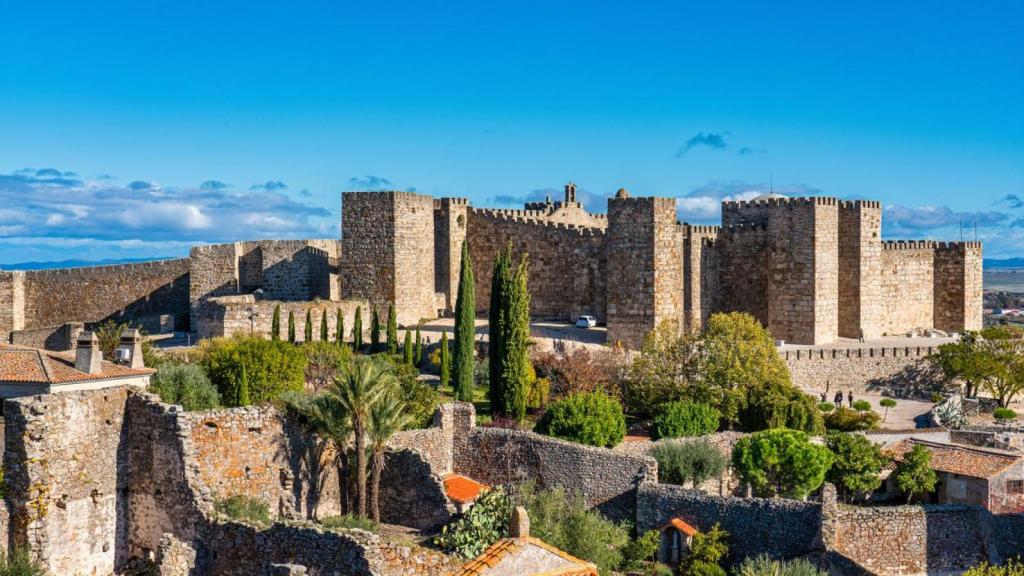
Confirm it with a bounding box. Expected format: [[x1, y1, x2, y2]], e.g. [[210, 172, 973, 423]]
[[193, 294, 368, 340], [783, 345, 953, 397]]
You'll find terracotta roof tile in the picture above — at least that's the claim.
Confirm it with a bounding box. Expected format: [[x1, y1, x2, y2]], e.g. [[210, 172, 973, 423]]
[[443, 474, 487, 505], [884, 439, 1021, 479], [0, 344, 154, 385], [660, 517, 698, 537], [453, 537, 597, 576]]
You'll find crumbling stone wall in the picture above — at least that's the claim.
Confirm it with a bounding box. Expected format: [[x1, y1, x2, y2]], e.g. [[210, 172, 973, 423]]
[[636, 483, 824, 565], [0, 259, 189, 341], [783, 345, 949, 397], [194, 295, 367, 341], [467, 209, 606, 322], [881, 242, 936, 335], [3, 388, 132, 576]]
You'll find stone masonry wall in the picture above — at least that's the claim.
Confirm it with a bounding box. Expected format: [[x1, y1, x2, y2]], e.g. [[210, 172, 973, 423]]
[[467, 209, 606, 322], [433, 198, 469, 314], [881, 242, 935, 335], [783, 345, 950, 397], [636, 483, 824, 565], [714, 225, 770, 327], [194, 295, 368, 341], [606, 197, 682, 348], [934, 242, 983, 333], [682, 225, 719, 333], [3, 388, 132, 576], [0, 259, 189, 341], [838, 201, 883, 340]]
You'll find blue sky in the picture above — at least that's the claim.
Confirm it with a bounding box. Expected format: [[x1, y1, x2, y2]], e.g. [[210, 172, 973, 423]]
[[0, 0, 1021, 263]]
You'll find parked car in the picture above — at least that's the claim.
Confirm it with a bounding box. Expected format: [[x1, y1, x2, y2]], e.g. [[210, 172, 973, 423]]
[[576, 315, 597, 328]]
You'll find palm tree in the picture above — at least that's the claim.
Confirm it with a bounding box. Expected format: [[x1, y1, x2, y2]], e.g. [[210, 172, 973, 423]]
[[287, 391, 351, 516], [368, 392, 410, 522], [325, 356, 396, 517]]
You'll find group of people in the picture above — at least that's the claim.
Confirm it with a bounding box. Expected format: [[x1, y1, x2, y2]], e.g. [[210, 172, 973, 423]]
[[821, 389, 856, 408]]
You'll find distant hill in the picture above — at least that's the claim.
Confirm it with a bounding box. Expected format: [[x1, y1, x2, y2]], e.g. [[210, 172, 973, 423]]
[[0, 257, 160, 271], [985, 258, 1024, 270]]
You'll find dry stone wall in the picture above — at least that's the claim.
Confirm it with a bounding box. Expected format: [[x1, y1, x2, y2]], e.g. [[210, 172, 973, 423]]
[[467, 209, 606, 322], [783, 345, 950, 397]]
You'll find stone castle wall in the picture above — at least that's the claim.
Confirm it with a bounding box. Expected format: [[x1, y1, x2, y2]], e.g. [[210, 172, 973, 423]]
[[713, 224, 770, 328], [783, 345, 951, 397], [934, 242, 984, 333], [467, 209, 607, 322], [881, 242, 936, 335], [194, 295, 367, 341], [0, 259, 189, 341], [838, 201, 883, 339], [681, 225, 719, 332], [433, 198, 469, 313]]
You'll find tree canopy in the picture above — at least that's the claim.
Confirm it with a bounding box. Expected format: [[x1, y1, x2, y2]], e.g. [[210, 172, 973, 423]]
[[731, 428, 833, 499]]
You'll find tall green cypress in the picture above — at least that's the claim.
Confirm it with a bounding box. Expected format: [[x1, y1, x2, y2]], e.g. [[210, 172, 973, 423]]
[[439, 331, 451, 389], [288, 310, 296, 343], [320, 309, 329, 341], [414, 326, 423, 365], [336, 309, 345, 345], [304, 310, 313, 342], [371, 307, 381, 352], [386, 304, 398, 355], [237, 365, 251, 407], [271, 304, 281, 341], [487, 244, 512, 414], [452, 240, 476, 401], [353, 306, 363, 350], [502, 255, 531, 422], [403, 330, 413, 365]]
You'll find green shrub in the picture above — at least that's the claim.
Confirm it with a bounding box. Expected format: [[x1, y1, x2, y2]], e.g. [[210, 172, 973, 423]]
[[732, 429, 833, 499], [852, 400, 872, 412], [214, 494, 271, 526], [620, 530, 659, 571], [389, 358, 441, 429], [824, 407, 881, 431], [994, 407, 1018, 421], [734, 555, 827, 576], [320, 514, 379, 533], [825, 431, 886, 500], [651, 400, 720, 439], [739, 383, 824, 434], [149, 363, 221, 411], [930, 392, 945, 404], [536, 391, 626, 447], [652, 440, 727, 487], [682, 523, 729, 576], [818, 402, 835, 412], [201, 336, 306, 406], [689, 560, 727, 576], [517, 483, 629, 576], [962, 559, 1024, 576], [0, 549, 45, 576], [527, 376, 551, 410], [435, 487, 513, 559]]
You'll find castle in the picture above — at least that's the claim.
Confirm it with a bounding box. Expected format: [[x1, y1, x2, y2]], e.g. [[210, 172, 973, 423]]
[[0, 184, 982, 349]]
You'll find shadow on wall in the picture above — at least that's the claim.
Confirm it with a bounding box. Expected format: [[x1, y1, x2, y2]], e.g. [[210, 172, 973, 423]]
[[865, 362, 952, 400], [379, 449, 452, 531]]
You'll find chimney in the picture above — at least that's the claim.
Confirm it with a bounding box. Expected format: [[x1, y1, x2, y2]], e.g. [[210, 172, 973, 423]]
[[75, 331, 103, 374], [118, 328, 145, 369], [509, 506, 530, 539]]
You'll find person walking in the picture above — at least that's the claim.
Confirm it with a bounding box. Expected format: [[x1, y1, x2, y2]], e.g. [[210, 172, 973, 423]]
[[834, 391, 844, 406], [847, 391, 854, 408]]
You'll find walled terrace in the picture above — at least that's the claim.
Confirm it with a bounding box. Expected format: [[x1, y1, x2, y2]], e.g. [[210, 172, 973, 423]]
[[0, 391, 1021, 575]]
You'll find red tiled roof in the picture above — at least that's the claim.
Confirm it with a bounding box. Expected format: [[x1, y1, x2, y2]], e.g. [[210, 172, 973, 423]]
[[443, 474, 487, 504], [0, 344, 154, 385], [884, 439, 1021, 480], [660, 517, 698, 537], [453, 536, 598, 576]]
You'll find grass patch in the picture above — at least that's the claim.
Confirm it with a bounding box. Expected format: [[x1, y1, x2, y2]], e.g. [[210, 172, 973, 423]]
[[320, 514, 379, 533], [0, 549, 45, 576], [214, 495, 271, 526]]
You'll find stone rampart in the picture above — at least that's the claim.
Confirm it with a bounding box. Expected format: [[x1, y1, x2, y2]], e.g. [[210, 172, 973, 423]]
[[934, 242, 983, 333], [194, 295, 367, 341], [881, 243, 935, 335], [636, 483, 824, 564], [783, 345, 951, 397], [467, 208, 606, 322], [0, 258, 189, 341]]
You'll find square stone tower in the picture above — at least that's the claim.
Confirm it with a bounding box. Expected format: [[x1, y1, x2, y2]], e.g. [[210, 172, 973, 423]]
[[838, 200, 883, 340], [934, 242, 983, 333], [341, 191, 437, 326], [433, 197, 469, 314], [606, 195, 683, 349]]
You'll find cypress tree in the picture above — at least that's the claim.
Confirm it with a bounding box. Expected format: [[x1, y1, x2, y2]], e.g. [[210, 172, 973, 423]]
[[336, 309, 345, 345], [452, 240, 476, 401], [371, 307, 381, 352], [488, 244, 512, 414], [288, 310, 296, 343], [320, 309, 329, 341], [353, 306, 363, 350], [271, 304, 281, 341], [414, 326, 423, 365], [501, 255, 531, 422], [237, 365, 251, 407], [440, 331, 451, 389], [403, 330, 414, 365], [387, 304, 398, 355], [304, 310, 313, 342]]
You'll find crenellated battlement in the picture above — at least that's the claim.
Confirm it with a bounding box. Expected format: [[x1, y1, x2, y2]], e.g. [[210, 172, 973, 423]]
[[839, 199, 883, 210], [680, 223, 721, 237], [433, 197, 470, 209], [934, 241, 983, 251], [469, 207, 607, 236], [723, 195, 841, 210], [882, 240, 939, 251]]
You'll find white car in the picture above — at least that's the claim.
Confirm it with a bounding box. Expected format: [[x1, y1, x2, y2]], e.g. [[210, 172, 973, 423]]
[[576, 315, 597, 328]]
